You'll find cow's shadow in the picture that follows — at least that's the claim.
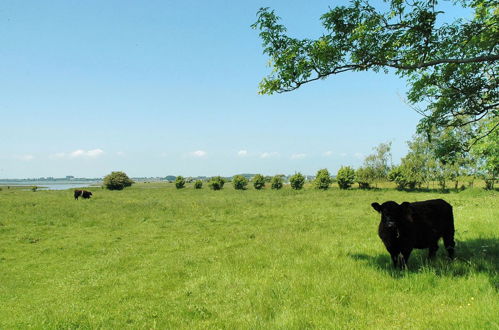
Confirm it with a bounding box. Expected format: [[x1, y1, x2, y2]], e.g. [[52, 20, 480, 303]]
[[350, 238, 499, 286]]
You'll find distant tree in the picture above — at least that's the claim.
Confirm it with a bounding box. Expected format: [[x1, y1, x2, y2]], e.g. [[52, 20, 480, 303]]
[[314, 168, 332, 190], [233, 175, 249, 190], [337, 166, 355, 189], [208, 176, 225, 190], [252, 174, 266, 190], [471, 118, 498, 189], [270, 175, 284, 190], [194, 180, 203, 189], [252, 2, 498, 147], [175, 176, 186, 189], [388, 166, 417, 190], [103, 171, 134, 190], [363, 142, 392, 187], [355, 167, 375, 189], [290, 172, 305, 190]]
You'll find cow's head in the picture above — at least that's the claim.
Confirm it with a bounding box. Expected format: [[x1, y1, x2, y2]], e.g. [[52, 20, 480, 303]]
[[371, 201, 412, 228]]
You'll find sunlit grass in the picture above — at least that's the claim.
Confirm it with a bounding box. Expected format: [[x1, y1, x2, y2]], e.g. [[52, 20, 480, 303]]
[[0, 183, 497, 328]]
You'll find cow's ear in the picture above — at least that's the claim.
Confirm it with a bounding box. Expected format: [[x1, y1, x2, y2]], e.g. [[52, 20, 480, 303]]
[[371, 202, 381, 213], [401, 202, 411, 209]]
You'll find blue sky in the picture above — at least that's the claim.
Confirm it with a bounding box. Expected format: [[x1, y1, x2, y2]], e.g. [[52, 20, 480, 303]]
[[0, 1, 467, 178]]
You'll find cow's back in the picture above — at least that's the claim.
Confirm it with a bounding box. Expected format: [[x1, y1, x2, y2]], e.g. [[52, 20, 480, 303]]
[[410, 199, 454, 237]]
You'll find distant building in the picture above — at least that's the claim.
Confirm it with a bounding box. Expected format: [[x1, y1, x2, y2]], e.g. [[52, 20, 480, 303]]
[[66, 176, 75, 180]]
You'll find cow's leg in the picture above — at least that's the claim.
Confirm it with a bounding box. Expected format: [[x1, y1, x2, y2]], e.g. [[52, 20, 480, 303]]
[[428, 240, 439, 259], [443, 234, 456, 259], [390, 253, 399, 268], [400, 249, 412, 269]]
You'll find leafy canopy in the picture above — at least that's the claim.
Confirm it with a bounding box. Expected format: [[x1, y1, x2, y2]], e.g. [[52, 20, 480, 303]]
[[252, 0, 498, 145], [314, 168, 332, 190], [290, 172, 305, 190], [252, 174, 266, 190], [232, 175, 249, 190], [103, 171, 134, 191]]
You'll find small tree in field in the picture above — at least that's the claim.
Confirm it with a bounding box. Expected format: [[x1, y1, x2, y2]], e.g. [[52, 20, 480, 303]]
[[337, 166, 355, 189], [194, 180, 203, 189], [103, 171, 134, 190], [290, 172, 305, 190], [355, 167, 375, 189], [314, 168, 331, 190], [175, 176, 186, 189], [252, 174, 266, 190], [270, 175, 284, 190], [208, 176, 225, 190], [233, 175, 249, 190]]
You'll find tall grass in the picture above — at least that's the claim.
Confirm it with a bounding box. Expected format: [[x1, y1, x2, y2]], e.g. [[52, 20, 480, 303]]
[[0, 183, 497, 328]]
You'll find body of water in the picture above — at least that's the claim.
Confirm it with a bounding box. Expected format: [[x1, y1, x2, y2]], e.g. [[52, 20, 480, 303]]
[[0, 181, 101, 190]]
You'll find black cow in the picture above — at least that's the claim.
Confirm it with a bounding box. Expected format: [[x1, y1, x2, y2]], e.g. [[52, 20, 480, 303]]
[[74, 189, 92, 200], [371, 199, 455, 268]]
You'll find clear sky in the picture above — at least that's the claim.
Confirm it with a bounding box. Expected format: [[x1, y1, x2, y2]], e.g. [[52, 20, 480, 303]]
[[0, 1, 468, 178]]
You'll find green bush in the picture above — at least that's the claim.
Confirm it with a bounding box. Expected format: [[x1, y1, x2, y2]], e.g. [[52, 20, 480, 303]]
[[355, 167, 375, 189], [31, 186, 38, 192], [208, 176, 225, 190], [252, 174, 266, 190], [232, 175, 249, 190], [485, 179, 496, 190], [103, 171, 134, 190], [388, 166, 418, 190], [270, 175, 284, 190], [175, 176, 186, 189], [314, 168, 331, 190], [194, 180, 203, 189], [290, 172, 305, 190], [337, 166, 355, 189]]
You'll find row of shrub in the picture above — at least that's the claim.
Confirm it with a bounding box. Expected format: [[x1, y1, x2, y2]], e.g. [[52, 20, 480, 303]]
[[102, 167, 494, 192], [173, 170, 333, 191]]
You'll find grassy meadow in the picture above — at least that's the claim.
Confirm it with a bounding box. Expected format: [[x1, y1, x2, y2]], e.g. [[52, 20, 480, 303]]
[[0, 182, 498, 329]]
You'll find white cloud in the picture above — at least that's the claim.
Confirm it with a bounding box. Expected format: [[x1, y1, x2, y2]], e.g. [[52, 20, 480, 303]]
[[260, 152, 279, 159], [14, 154, 35, 161], [322, 151, 333, 157], [237, 150, 248, 157], [51, 149, 105, 159], [51, 152, 66, 159], [340, 153, 347, 157], [116, 151, 125, 157], [189, 150, 207, 157], [291, 153, 306, 159]]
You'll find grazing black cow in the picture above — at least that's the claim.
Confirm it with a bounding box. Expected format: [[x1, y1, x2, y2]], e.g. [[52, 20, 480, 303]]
[[371, 199, 455, 269], [74, 189, 92, 200]]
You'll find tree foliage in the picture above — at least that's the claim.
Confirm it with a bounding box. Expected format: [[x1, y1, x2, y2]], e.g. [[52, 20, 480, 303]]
[[270, 175, 284, 190], [290, 172, 306, 190], [175, 176, 186, 189], [314, 168, 332, 190], [337, 166, 356, 189], [252, 1, 498, 146], [194, 180, 203, 189], [233, 175, 249, 190], [471, 117, 499, 189], [355, 167, 375, 189], [208, 176, 225, 190], [103, 171, 134, 191], [252, 174, 266, 190], [362, 142, 393, 186]]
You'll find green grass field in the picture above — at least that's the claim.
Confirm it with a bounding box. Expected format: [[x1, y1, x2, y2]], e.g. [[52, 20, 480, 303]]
[[1, 183, 497, 329]]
